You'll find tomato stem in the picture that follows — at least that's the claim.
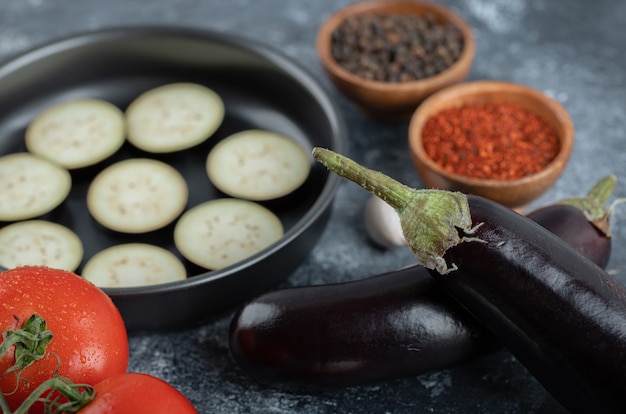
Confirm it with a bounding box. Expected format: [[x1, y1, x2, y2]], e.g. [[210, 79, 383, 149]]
[[1, 314, 53, 390], [2, 376, 94, 414], [0, 391, 12, 413], [0, 314, 95, 413]]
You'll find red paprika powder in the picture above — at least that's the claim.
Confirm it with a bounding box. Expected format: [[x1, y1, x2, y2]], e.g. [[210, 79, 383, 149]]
[[421, 102, 560, 180]]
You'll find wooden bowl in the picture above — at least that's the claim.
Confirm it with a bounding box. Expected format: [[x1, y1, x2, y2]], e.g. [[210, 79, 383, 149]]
[[316, 0, 475, 122], [408, 81, 574, 209]]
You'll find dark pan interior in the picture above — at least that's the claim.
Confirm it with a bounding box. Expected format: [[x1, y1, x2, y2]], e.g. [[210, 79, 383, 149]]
[[0, 27, 347, 331]]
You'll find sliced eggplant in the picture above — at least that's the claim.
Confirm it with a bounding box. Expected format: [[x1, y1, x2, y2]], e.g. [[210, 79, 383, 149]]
[[206, 129, 311, 201], [82, 243, 187, 288], [25, 98, 125, 169], [125, 82, 225, 153], [0, 152, 71, 221], [87, 158, 188, 233], [174, 198, 284, 270], [0, 220, 83, 271]]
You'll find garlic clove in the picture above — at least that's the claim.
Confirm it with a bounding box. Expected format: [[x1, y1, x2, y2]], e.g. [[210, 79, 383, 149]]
[[364, 194, 408, 248]]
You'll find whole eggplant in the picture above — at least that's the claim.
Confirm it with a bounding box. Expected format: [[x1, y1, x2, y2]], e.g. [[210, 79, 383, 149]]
[[311, 148, 626, 414], [527, 175, 619, 269], [230, 265, 494, 386], [230, 175, 617, 386]]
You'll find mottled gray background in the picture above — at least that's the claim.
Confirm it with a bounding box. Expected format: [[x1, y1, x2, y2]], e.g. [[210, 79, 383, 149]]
[[1, 0, 625, 412]]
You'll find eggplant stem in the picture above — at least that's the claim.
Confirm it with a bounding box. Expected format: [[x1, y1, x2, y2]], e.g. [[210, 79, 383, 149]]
[[312, 147, 481, 274], [558, 175, 619, 236], [311, 148, 414, 210], [607, 197, 626, 223]]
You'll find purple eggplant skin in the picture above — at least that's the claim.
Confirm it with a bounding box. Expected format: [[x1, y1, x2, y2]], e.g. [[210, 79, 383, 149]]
[[228, 203, 612, 387], [527, 204, 611, 269], [433, 195, 626, 414], [229, 264, 495, 386], [307, 148, 625, 411]]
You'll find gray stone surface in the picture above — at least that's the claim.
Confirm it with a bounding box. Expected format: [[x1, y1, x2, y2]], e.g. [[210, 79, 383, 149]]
[[1, 0, 624, 412]]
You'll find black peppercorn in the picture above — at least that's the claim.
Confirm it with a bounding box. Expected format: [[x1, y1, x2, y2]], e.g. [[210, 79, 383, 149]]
[[331, 13, 464, 83]]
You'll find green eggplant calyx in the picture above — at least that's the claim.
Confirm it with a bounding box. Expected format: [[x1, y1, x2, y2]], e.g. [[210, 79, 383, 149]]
[[558, 175, 619, 237], [312, 147, 482, 274]]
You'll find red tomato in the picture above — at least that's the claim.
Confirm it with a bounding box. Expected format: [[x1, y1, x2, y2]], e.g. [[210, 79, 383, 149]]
[[78, 373, 197, 413], [0, 266, 128, 413]]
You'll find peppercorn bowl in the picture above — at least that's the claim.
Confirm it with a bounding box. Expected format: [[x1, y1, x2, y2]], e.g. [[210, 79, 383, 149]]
[[316, 0, 475, 121], [408, 80, 574, 209]]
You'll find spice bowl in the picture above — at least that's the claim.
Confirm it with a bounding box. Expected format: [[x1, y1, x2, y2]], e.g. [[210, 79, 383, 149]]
[[408, 80, 574, 209], [316, 0, 475, 121]]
